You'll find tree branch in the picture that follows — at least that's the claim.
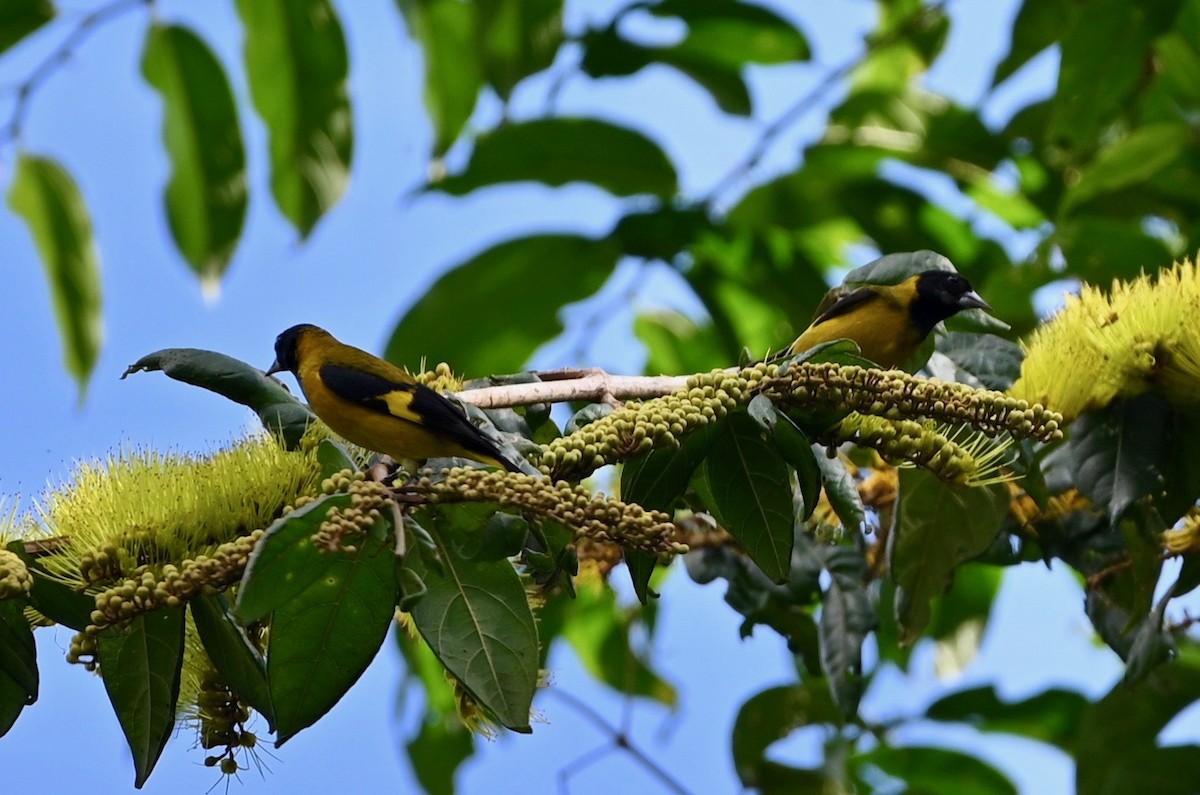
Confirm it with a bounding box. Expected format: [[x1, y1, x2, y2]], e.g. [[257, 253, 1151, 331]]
[[458, 368, 690, 409]]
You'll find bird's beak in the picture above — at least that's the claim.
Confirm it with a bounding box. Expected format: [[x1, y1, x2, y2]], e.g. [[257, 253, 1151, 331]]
[[265, 359, 284, 377], [959, 291, 991, 313]]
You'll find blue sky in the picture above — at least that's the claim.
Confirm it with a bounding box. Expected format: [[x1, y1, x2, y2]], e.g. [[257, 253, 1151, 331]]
[[1, 1, 1191, 793]]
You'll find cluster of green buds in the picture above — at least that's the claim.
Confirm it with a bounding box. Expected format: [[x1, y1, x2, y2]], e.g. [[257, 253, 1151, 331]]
[[411, 467, 686, 556], [69, 528, 267, 657], [195, 669, 256, 775], [77, 542, 133, 585], [413, 361, 463, 392], [826, 414, 1013, 485], [0, 549, 32, 599], [757, 362, 1063, 442], [537, 366, 763, 478], [314, 472, 394, 553]]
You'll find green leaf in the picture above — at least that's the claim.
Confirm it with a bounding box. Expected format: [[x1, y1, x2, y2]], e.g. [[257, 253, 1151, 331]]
[[141, 24, 247, 285], [0, 0, 53, 56], [887, 468, 1007, 644], [614, 205, 715, 262], [475, 0, 563, 99], [693, 412, 795, 582], [0, 600, 37, 705], [561, 578, 676, 706], [1063, 124, 1193, 213], [189, 594, 274, 726], [731, 683, 840, 790], [926, 685, 1088, 750], [936, 333, 1024, 391], [1075, 644, 1200, 795], [237, 0, 351, 237], [1069, 394, 1170, 524], [385, 234, 620, 373], [316, 438, 357, 478], [816, 545, 871, 718], [0, 668, 26, 738], [235, 494, 359, 623], [772, 410, 821, 521], [5, 541, 95, 631], [396, 0, 482, 156], [991, 0, 1071, 87], [633, 311, 727, 376], [815, 452, 865, 531], [406, 511, 539, 732], [432, 118, 677, 198], [97, 607, 187, 788], [851, 746, 1017, 795], [407, 717, 475, 795], [7, 154, 102, 398], [267, 528, 398, 744], [122, 347, 314, 448]]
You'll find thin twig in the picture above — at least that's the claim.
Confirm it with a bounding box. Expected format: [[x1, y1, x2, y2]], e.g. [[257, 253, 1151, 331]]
[[458, 369, 690, 409], [1, 0, 151, 147]]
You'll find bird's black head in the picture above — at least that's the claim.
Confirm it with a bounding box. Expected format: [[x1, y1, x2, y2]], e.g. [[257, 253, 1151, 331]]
[[266, 323, 320, 376], [910, 270, 991, 335]]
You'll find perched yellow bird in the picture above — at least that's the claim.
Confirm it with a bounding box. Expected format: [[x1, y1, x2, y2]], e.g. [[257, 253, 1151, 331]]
[[786, 270, 991, 369], [266, 324, 521, 471]]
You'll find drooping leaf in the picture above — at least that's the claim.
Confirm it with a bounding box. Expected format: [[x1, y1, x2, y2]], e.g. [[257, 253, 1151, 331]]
[[474, 0, 563, 99], [0, 668, 26, 738], [887, 468, 1008, 643], [405, 509, 539, 732], [407, 717, 475, 795], [237, 0, 351, 237], [432, 118, 677, 198], [266, 525, 397, 744], [122, 347, 315, 449], [772, 410, 821, 521], [141, 23, 247, 285], [385, 234, 620, 374], [731, 682, 840, 790], [8, 154, 102, 398], [815, 451, 865, 532], [815, 544, 871, 718], [97, 607, 187, 788], [1070, 394, 1170, 524], [395, 0, 482, 156], [693, 412, 795, 582], [926, 685, 1088, 750], [189, 594, 274, 726], [0, 0, 54, 56], [0, 600, 37, 708], [850, 745, 1017, 795]]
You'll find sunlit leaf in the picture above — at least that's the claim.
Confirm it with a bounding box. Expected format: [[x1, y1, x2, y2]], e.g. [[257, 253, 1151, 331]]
[[8, 154, 102, 398], [432, 118, 677, 198], [141, 23, 246, 285], [238, 0, 351, 237], [1063, 124, 1192, 213], [97, 608, 187, 788], [385, 234, 620, 374]]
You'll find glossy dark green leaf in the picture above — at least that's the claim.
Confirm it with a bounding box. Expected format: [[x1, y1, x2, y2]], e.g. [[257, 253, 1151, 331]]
[[122, 347, 314, 448], [772, 411, 820, 521], [1070, 394, 1170, 524], [432, 118, 677, 198], [887, 468, 1007, 644], [396, 0, 482, 156], [991, 0, 1071, 86], [315, 438, 357, 478], [235, 494, 359, 623], [406, 513, 539, 732], [141, 24, 247, 284], [474, 0, 563, 99], [238, 0, 351, 237], [817, 545, 871, 718], [189, 594, 274, 726], [693, 412, 795, 582], [1123, 593, 1174, 686], [8, 154, 102, 398], [731, 683, 840, 790], [936, 333, 1024, 391], [0, 0, 53, 56], [0, 600, 37, 706], [926, 685, 1088, 750], [5, 541, 94, 631], [1064, 124, 1192, 212], [851, 745, 1017, 795], [561, 578, 676, 706], [0, 667, 25, 737], [1076, 644, 1200, 795], [385, 234, 620, 373], [97, 607, 187, 788], [267, 527, 397, 744]]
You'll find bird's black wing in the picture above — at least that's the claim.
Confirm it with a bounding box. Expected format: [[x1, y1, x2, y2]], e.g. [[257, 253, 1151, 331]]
[[808, 285, 882, 327], [319, 363, 514, 467]]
